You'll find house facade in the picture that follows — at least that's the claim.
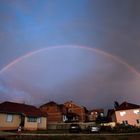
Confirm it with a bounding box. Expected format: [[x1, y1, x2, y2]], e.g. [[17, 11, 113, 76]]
[[110, 102, 140, 126], [0, 101, 47, 130]]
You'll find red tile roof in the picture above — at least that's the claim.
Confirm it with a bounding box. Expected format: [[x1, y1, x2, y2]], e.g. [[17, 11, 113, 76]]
[[116, 102, 140, 111], [0, 101, 47, 117], [40, 101, 58, 108], [89, 109, 104, 113]]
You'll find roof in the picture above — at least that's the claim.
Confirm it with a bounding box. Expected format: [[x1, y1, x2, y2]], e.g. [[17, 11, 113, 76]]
[[83, 106, 89, 113], [64, 101, 84, 108], [40, 101, 58, 108], [115, 102, 140, 111], [0, 101, 47, 117], [89, 109, 104, 113]]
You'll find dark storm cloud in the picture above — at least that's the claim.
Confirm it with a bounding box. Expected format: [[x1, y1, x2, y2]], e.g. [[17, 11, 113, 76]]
[[88, 0, 140, 70], [1, 47, 140, 109]]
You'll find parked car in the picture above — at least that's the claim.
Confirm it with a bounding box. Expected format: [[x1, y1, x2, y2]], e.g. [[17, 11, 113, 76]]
[[69, 123, 81, 133], [87, 125, 100, 133]]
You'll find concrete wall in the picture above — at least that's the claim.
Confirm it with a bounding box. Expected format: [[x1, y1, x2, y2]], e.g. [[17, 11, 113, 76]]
[[24, 117, 38, 130], [24, 117, 47, 130], [38, 117, 47, 130], [101, 122, 116, 128], [0, 113, 20, 130]]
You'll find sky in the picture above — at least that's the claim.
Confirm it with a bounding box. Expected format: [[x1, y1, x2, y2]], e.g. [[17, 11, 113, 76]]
[[0, 0, 140, 109]]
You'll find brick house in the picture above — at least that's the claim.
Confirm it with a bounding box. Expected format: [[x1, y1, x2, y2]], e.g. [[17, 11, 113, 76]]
[[64, 101, 86, 122], [40, 101, 64, 123], [40, 101, 86, 123], [0, 101, 47, 130], [108, 101, 140, 126]]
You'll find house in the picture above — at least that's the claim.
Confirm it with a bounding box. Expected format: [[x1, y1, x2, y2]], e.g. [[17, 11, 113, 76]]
[[40, 101, 86, 123], [0, 101, 47, 130], [40, 101, 64, 123], [64, 101, 86, 122], [88, 109, 104, 122], [109, 101, 140, 126]]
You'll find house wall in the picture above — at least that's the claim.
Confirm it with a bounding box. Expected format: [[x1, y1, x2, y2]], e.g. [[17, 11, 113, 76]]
[[0, 113, 20, 130], [47, 113, 62, 123], [115, 108, 140, 126], [38, 117, 47, 130], [24, 117, 38, 130], [40, 105, 62, 123]]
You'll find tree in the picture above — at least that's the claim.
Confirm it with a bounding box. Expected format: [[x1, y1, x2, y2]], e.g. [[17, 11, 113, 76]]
[[114, 101, 119, 109]]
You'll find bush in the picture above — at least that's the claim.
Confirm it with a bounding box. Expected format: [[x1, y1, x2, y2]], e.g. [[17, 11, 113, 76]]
[[100, 125, 113, 132], [112, 123, 140, 133]]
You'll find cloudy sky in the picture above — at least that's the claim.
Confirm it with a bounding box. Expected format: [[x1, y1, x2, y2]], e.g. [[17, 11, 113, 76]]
[[0, 0, 140, 109]]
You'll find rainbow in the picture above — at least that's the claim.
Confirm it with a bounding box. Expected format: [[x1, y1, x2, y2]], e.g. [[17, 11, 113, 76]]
[[0, 45, 140, 77]]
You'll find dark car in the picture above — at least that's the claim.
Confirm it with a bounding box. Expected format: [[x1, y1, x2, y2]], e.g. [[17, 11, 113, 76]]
[[87, 125, 100, 133], [69, 124, 81, 133]]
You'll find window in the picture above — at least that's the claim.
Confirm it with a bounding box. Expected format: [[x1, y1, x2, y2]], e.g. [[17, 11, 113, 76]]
[[63, 115, 68, 122], [27, 117, 37, 122], [6, 114, 13, 122], [134, 110, 140, 114], [136, 119, 140, 124], [122, 120, 128, 125], [68, 109, 72, 113], [95, 112, 98, 115], [100, 112, 104, 117], [91, 112, 94, 115], [37, 117, 41, 123], [120, 111, 126, 116]]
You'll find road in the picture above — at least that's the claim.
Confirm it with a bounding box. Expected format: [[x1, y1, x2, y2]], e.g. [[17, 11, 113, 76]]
[[1, 132, 140, 136]]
